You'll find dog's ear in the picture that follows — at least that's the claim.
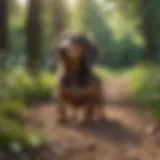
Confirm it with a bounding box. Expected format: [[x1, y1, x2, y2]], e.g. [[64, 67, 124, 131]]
[[83, 39, 99, 68]]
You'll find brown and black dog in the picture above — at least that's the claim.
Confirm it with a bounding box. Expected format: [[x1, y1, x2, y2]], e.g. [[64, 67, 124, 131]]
[[50, 31, 106, 124]]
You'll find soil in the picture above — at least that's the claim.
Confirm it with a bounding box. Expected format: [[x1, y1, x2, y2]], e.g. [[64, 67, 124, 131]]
[[25, 78, 160, 160]]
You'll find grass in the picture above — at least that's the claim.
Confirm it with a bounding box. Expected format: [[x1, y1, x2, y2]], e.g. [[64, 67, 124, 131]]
[[0, 98, 44, 152], [122, 64, 160, 123], [94, 65, 121, 79], [0, 70, 47, 152], [4, 70, 57, 103], [122, 65, 149, 93]]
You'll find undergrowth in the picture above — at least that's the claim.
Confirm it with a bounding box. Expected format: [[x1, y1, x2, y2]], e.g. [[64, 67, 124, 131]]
[[123, 64, 160, 122]]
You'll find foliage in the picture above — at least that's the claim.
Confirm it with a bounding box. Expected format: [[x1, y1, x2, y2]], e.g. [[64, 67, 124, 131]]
[[124, 65, 160, 122], [0, 114, 43, 150], [94, 65, 119, 79], [0, 71, 44, 151], [4, 70, 57, 103], [5, 0, 143, 68]]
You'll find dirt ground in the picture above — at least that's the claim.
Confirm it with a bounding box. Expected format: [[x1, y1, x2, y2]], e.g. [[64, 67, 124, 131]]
[[27, 78, 160, 160]]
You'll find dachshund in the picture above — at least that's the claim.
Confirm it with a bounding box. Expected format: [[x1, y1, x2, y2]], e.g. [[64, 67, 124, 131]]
[[50, 31, 106, 124]]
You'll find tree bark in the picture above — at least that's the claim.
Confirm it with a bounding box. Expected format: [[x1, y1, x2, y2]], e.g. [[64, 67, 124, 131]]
[[48, 0, 68, 71], [0, 0, 9, 67], [142, 0, 157, 63], [52, 0, 68, 36], [26, 0, 42, 72]]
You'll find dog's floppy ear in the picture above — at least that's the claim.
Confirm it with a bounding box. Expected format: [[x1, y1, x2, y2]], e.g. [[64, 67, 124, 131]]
[[83, 39, 99, 68]]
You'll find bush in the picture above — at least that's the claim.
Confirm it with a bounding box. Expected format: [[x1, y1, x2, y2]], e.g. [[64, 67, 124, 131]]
[[123, 65, 149, 93], [0, 71, 44, 152], [94, 65, 119, 79], [0, 116, 43, 151], [27, 72, 57, 102], [0, 98, 44, 151], [125, 65, 160, 122], [4, 70, 57, 103], [0, 100, 27, 121]]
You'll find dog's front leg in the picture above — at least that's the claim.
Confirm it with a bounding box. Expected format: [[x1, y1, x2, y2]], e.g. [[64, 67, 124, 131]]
[[96, 105, 106, 121], [82, 105, 95, 124], [57, 101, 68, 124]]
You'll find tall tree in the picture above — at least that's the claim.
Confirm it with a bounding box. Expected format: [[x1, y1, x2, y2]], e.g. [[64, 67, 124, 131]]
[[52, 0, 68, 36], [141, 0, 157, 62], [47, 0, 69, 70], [114, 0, 157, 63], [26, 0, 42, 72], [0, 0, 9, 65]]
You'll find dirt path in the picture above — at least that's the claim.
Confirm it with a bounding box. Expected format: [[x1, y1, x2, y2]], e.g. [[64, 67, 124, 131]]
[[28, 79, 160, 160]]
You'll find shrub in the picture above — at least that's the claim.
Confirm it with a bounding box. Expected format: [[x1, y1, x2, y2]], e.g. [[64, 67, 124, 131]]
[[94, 66, 118, 79], [125, 65, 160, 123], [27, 72, 57, 102], [0, 70, 44, 152], [0, 116, 43, 151], [4, 70, 57, 103]]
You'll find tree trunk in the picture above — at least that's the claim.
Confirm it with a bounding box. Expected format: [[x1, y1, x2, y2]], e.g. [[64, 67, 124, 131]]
[[142, 0, 157, 63], [26, 0, 42, 72], [48, 0, 68, 71], [0, 0, 9, 67], [53, 0, 68, 36]]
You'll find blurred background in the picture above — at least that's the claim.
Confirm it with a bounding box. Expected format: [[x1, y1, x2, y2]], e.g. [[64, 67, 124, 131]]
[[1, 0, 160, 159]]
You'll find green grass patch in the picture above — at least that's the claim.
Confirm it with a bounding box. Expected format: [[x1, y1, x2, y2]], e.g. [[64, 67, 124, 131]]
[[3, 70, 57, 103], [94, 65, 120, 79], [123, 64, 160, 123], [0, 70, 46, 152]]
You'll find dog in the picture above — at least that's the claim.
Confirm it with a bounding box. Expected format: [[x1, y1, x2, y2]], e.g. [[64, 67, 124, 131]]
[[50, 31, 106, 124]]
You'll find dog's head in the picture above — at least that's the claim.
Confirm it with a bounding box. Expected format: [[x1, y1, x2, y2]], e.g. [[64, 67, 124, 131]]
[[50, 32, 99, 71]]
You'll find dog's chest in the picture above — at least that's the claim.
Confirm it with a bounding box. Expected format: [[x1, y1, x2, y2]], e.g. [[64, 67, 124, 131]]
[[56, 66, 104, 106], [61, 69, 92, 89], [56, 63, 100, 105]]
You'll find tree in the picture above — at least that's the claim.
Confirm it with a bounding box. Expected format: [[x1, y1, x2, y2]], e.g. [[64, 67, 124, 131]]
[[26, 0, 42, 72], [52, 0, 69, 36], [47, 0, 69, 70], [113, 0, 157, 63], [0, 0, 9, 66], [141, 0, 157, 62]]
